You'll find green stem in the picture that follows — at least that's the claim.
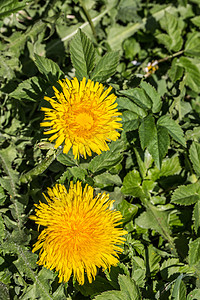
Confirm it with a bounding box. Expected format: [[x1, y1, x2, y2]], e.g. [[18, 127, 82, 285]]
[[157, 50, 184, 64], [78, 0, 98, 42]]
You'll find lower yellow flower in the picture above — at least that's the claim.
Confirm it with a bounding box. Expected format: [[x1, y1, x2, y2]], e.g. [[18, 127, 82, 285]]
[[41, 77, 122, 159], [30, 181, 127, 285]]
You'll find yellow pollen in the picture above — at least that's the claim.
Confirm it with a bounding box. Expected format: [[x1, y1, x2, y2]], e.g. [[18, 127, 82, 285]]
[[75, 112, 94, 130]]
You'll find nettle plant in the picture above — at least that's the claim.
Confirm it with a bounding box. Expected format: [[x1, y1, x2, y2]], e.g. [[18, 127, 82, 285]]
[[1, 2, 200, 299]]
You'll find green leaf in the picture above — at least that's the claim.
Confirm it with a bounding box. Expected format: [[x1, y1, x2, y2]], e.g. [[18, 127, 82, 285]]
[[185, 32, 200, 57], [0, 215, 5, 244], [171, 182, 200, 205], [148, 125, 170, 169], [193, 201, 200, 234], [91, 51, 120, 82], [70, 29, 96, 80], [0, 282, 10, 300], [118, 275, 141, 300], [121, 111, 139, 132], [117, 199, 138, 223], [171, 274, 186, 300], [139, 115, 155, 150], [135, 202, 176, 254], [157, 115, 186, 147], [10, 77, 47, 102], [57, 152, 78, 167], [168, 58, 184, 83], [69, 167, 87, 181], [177, 57, 200, 93], [189, 238, 200, 266], [157, 12, 183, 51], [120, 88, 152, 110], [140, 81, 162, 113], [94, 173, 122, 188], [191, 16, 200, 27], [187, 289, 200, 300], [0, 0, 30, 19], [146, 245, 161, 276], [189, 142, 200, 176], [116, 97, 147, 118], [34, 54, 64, 84], [121, 170, 145, 198], [88, 140, 125, 173]]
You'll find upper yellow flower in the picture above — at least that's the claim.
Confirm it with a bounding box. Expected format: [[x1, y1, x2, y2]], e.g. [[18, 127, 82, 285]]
[[30, 181, 127, 285], [41, 77, 122, 159]]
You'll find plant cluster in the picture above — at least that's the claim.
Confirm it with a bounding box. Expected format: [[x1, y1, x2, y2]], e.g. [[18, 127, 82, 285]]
[[1, 0, 200, 299]]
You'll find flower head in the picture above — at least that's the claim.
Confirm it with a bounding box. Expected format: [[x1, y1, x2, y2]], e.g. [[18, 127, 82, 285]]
[[41, 77, 122, 159], [30, 181, 127, 285]]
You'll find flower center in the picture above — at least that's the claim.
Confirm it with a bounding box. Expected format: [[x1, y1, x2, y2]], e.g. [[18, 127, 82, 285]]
[[75, 112, 94, 130]]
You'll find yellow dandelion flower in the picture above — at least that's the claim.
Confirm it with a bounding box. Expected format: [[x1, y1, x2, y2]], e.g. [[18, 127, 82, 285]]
[[30, 181, 127, 285], [41, 77, 122, 159]]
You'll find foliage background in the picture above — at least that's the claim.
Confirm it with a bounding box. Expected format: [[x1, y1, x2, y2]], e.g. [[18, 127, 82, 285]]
[[1, 0, 200, 299]]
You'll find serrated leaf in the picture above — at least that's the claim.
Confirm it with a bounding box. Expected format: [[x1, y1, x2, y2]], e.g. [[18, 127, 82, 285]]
[[121, 111, 139, 132], [34, 54, 64, 84], [120, 88, 152, 110], [118, 275, 141, 300], [140, 81, 162, 113], [187, 289, 200, 300], [57, 152, 78, 167], [139, 115, 155, 150], [91, 51, 119, 82], [157, 115, 186, 147], [185, 32, 200, 57], [88, 140, 125, 173], [191, 16, 200, 27], [94, 173, 122, 188], [177, 57, 200, 93], [116, 97, 147, 117], [135, 202, 175, 254], [10, 77, 47, 102], [70, 29, 96, 80], [117, 199, 138, 223], [121, 170, 145, 198], [146, 245, 161, 276], [189, 238, 200, 266], [69, 167, 87, 180], [193, 201, 200, 234], [171, 274, 186, 300], [189, 142, 200, 176], [0, 0, 29, 19], [171, 182, 200, 205], [168, 58, 184, 83], [148, 125, 170, 169]]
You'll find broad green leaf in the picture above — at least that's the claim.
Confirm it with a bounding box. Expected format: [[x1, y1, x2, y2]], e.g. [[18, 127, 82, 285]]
[[121, 170, 145, 198], [193, 201, 200, 234], [189, 238, 200, 266], [117, 199, 138, 223], [177, 57, 200, 93], [168, 58, 184, 83], [171, 182, 200, 205], [34, 54, 64, 83], [189, 142, 200, 176], [121, 111, 139, 132], [147, 155, 182, 181], [118, 275, 141, 300], [147, 125, 170, 169], [157, 115, 186, 147], [139, 115, 155, 150], [88, 140, 125, 173], [185, 32, 200, 57], [136, 202, 176, 255], [134, 148, 153, 179], [70, 29, 96, 80], [157, 12, 183, 51], [10, 77, 47, 102], [57, 152, 78, 167], [0, 186, 6, 206], [171, 274, 186, 300], [116, 97, 147, 117], [160, 258, 182, 279], [120, 88, 152, 110], [94, 173, 122, 188], [145, 245, 161, 276], [191, 16, 200, 27], [69, 167, 87, 181], [140, 81, 162, 113], [91, 51, 119, 82]]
